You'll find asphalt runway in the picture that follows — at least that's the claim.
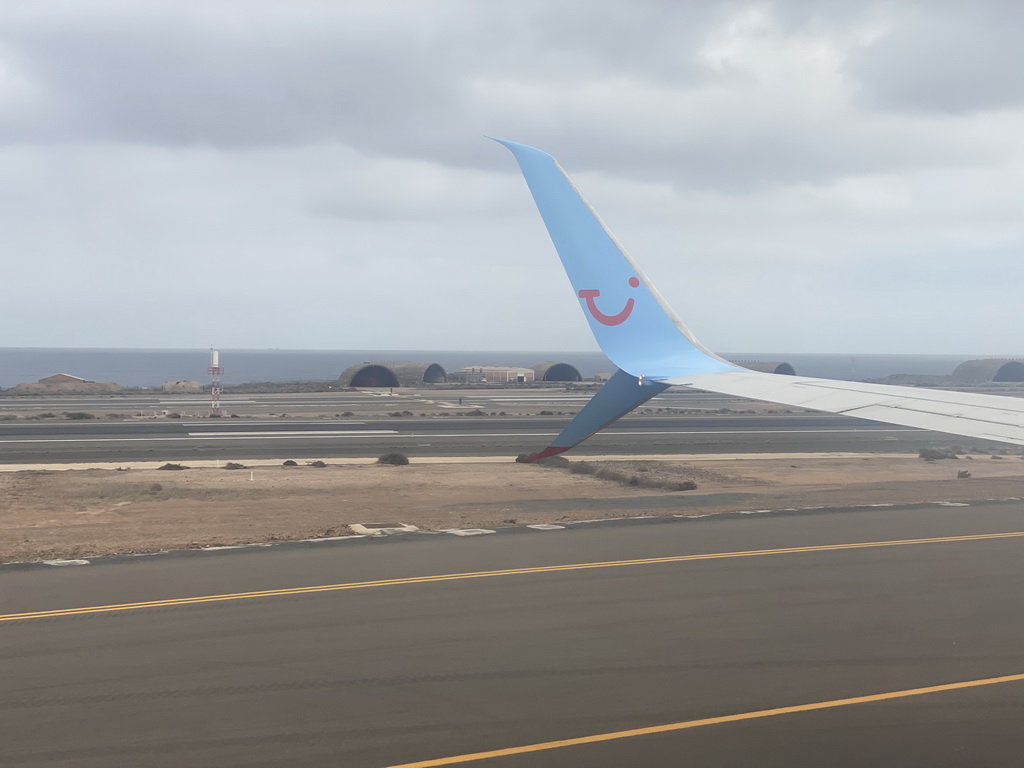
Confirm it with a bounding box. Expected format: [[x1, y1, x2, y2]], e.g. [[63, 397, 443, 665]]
[[4, 504, 1024, 766], [0, 388, 726, 415], [0, 387, 985, 464], [0, 413, 942, 464]]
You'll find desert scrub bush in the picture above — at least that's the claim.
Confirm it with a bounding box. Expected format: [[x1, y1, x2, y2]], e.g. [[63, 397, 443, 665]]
[[595, 467, 630, 483], [308, 460, 327, 468], [157, 463, 189, 471], [377, 452, 410, 466], [670, 480, 698, 491], [63, 411, 96, 420], [567, 461, 596, 474], [555, 460, 699, 492], [148, 483, 163, 494], [919, 447, 958, 461], [539, 455, 570, 466], [516, 454, 569, 465], [223, 462, 247, 470], [282, 459, 298, 467]]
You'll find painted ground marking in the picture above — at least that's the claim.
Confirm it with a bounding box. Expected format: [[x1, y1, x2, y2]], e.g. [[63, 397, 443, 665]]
[[2, 530, 1023, 623], [386, 673, 1024, 767]]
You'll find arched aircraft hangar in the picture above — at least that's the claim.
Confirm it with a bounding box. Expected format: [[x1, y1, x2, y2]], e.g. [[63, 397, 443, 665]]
[[340, 362, 447, 388], [531, 361, 583, 382], [732, 360, 797, 376], [952, 359, 1024, 383]]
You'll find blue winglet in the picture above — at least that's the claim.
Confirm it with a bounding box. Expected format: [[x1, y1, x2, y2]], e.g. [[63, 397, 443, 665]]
[[522, 369, 668, 461], [491, 138, 737, 381], [493, 138, 738, 461]]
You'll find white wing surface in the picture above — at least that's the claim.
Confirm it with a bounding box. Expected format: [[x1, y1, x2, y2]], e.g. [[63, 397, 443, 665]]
[[665, 372, 1024, 447]]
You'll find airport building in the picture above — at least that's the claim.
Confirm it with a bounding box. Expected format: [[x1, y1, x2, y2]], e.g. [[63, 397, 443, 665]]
[[10, 373, 123, 394], [952, 359, 1024, 383], [731, 360, 797, 375], [339, 361, 447, 388], [449, 362, 586, 384], [453, 366, 535, 384], [531, 361, 583, 382], [338, 359, 588, 387]]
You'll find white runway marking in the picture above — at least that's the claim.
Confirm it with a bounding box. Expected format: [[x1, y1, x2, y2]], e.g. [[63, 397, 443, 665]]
[[159, 400, 258, 404], [0, 431, 399, 444], [0, 427, 915, 446], [186, 430, 394, 437], [442, 528, 496, 536], [182, 420, 368, 427], [350, 523, 419, 536], [296, 535, 367, 543], [475, 401, 591, 403], [42, 559, 90, 566]]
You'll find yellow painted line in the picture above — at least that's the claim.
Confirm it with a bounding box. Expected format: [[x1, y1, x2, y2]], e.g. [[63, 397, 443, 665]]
[[388, 672, 1024, 767], [2, 530, 1023, 624]]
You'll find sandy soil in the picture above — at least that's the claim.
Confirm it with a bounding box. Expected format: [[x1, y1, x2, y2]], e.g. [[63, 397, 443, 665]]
[[2, 454, 1023, 563]]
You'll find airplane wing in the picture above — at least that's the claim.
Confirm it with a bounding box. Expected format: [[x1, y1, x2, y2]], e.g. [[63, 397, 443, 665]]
[[491, 138, 1024, 460], [664, 371, 1024, 447]]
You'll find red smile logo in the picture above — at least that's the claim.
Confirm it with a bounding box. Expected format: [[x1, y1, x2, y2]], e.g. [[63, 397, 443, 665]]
[[578, 277, 641, 326]]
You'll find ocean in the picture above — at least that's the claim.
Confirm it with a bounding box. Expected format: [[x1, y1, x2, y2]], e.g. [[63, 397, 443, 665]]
[[0, 348, 1000, 389]]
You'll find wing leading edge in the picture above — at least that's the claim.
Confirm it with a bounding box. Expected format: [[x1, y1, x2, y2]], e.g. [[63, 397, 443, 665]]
[[493, 138, 1024, 458]]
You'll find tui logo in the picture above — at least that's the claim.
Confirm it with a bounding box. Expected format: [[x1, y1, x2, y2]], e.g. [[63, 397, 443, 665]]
[[578, 277, 640, 326]]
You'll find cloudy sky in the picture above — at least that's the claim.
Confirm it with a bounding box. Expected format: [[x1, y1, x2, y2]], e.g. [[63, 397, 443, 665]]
[[1, 0, 1021, 355]]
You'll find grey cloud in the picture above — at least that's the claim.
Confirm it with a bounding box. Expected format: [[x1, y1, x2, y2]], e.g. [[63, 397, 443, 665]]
[[845, 1, 1024, 115], [0, 5, 461, 147], [0, 0, 996, 194], [0, 1, 1021, 353], [544, 119, 983, 195], [0, 2, 717, 147]]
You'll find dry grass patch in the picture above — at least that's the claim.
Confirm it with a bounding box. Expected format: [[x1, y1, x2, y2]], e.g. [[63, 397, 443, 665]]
[[2, 455, 1023, 563]]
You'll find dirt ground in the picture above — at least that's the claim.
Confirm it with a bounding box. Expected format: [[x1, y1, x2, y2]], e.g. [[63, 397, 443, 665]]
[[2, 453, 1023, 563]]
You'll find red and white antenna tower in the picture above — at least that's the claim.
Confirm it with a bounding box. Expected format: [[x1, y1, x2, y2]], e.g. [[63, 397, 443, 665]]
[[208, 349, 224, 416]]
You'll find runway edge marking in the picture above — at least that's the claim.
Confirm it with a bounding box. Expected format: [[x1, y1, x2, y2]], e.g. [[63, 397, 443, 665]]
[[3, 530, 1024, 623]]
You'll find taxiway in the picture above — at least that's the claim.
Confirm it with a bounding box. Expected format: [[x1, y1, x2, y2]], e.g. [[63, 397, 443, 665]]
[[3, 503, 1024, 766]]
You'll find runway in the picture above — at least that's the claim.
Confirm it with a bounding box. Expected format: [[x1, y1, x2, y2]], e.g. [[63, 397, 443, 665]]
[[4, 503, 1024, 766], [0, 386, 982, 464], [0, 413, 937, 464]]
